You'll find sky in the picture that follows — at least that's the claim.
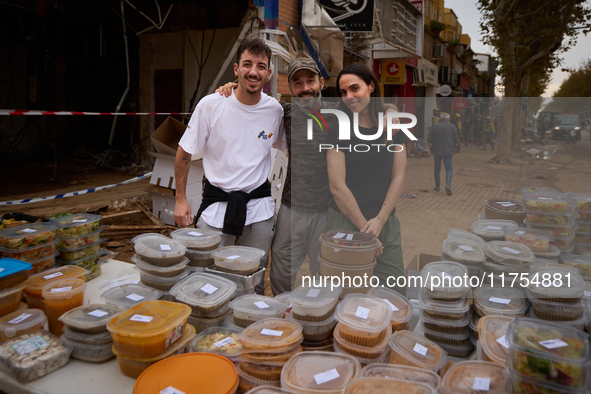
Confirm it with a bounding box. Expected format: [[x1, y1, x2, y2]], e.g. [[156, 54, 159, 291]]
[[443, 0, 591, 97]]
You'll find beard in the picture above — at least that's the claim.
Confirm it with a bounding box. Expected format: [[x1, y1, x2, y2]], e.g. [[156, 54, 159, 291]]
[[293, 89, 322, 110]]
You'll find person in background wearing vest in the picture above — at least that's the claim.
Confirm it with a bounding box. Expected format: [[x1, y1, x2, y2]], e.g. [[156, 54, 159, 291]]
[[428, 112, 458, 196], [451, 113, 462, 153], [483, 116, 495, 151]]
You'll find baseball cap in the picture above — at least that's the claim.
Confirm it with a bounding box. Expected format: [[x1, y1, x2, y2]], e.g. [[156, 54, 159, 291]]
[[288, 58, 321, 81]]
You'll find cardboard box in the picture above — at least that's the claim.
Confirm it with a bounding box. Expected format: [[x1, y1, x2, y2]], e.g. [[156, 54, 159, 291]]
[[150, 186, 202, 226], [149, 152, 204, 192], [269, 150, 288, 214], [405, 253, 439, 300], [151, 116, 202, 160]]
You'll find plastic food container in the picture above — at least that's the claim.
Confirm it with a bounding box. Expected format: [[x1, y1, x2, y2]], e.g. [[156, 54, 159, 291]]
[[367, 287, 412, 330], [187, 309, 232, 333], [420, 309, 471, 334], [27, 254, 57, 274], [62, 326, 113, 346], [472, 220, 519, 241], [421, 322, 471, 347], [107, 300, 191, 358], [526, 265, 584, 302], [170, 228, 222, 250], [533, 244, 562, 262], [447, 228, 487, 250], [131, 233, 187, 266], [137, 266, 189, 291], [0, 308, 46, 342], [237, 364, 281, 392], [504, 227, 553, 252], [62, 336, 114, 363], [506, 317, 590, 388], [50, 213, 102, 237], [575, 242, 591, 255], [388, 330, 447, 372], [211, 246, 264, 275], [473, 287, 527, 317], [318, 255, 376, 279], [420, 261, 470, 300], [238, 318, 302, 350], [333, 322, 391, 359], [319, 230, 378, 266], [438, 341, 474, 358], [191, 326, 242, 361], [525, 218, 577, 238], [343, 377, 436, 394], [482, 259, 528, 278], [525, 210, 578, 226], [24, 265, 87, 309], [113, 324, 196, 378], [55, 228, 103, 250], [576, 220, 591, 234], [0, 222, 59, 250], [290, 284, 342, 322], [477, 316, 512, 366], [561, 255, 591, 279], [0, 258, 31, 290], [522, 192, 574, 213], [131, 254, 188, 278], [58, 303, 125, 334], [0, 282, 25, 317], [486, 241, 535, 267], [222, 313, 244, 332], [133, 353, 238, 394], [529, 297, 584, 321], [440, 361, 507, 394], [170, 272, 236, 317], [507, 371, 590, 394], [56, 240, 101, 261], [56, 252, 101, 281], [288, 311, 336, 342], [441, 237, 485, 264], [418, 289, 470, 321], [360, 364, 442, 390], [569, 193, 591, 211], [574, 231, 591, 244], [185, 246, 220, 267], [484, 198, 526, 222], [229, 295, 287, 328], [42, 278, 86, 336], [0, 331, 71, 382], [0, 240, 57, 263], [99, 284, 162, 309], [334, 294, 392, 347], [281, 351, 360, 393]]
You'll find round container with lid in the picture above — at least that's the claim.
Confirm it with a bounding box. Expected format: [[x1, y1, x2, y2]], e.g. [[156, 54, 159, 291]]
[[360, 364, 441, 390], [0, 308, 46, 342], [100, 283, 162, 309], [170, 272, 236, 317], [24, 265, 88, 309], [288, 311, 336, 342], [485, 241, 535, 266], [477, 315, 513, 366], [471, 220, 519, 241], [191, 326, 242, 361], [504, 227, 553, 252], [281, 351, 360, 393], [484, 198, 526, 222], [367, 287, 412, 331], [42, 278, 86, 336], [319, 230, 378, 266], [420, 261, 470, 300], [334, 294, 392, 347], [229, 295, 287, 328], [388, 330, 447, 372], [50, 213, 102, 237], [418, 289, 470, 321], [289, 284, 342, 322], [238, 318, 302, 350], [131, 254, 188, 278], [526, 264, 584, 302], [131, 233, 187, 266], [441, 238, 485, 264], [561, 254, 591, 279], [212, 246, 264, 275], [169, 228, 222, 250], [137, 266, 189, 292], [0, 258, 31, 290], [521, 191, 575, 213], [440, 361, 507, 394], [58, 303, 125, 334], [133, 352, 237, 394], [446, 228, 487, 250], [343, 377, 436, 394], [473, 286, 527, 317]]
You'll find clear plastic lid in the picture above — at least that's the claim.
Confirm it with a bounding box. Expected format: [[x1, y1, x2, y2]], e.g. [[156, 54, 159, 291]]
[[367, 287, 412, 323], [360, 364, 442, 390], [525, 217, 576, 229], [0, 239, 57, 255], [440, 361, 506, 394], [238, 318, 302, 349], [58, 303, 125, 330], [191, 326, 242, 358], [50, 213, 102, 228], [334, 294, 392, 333], [477, 316, 513, 365], [107, 300, 191, 338], [281, 351, 360, 392], [418, 289, 471, 314], [131, 233, 187, 259], [55, 228, 103, 240], [169, 272, 237, 308], [131, 254, 189, 274], [388, 330, 447, 371], [100, 284, 163, 308], [343, 378, 437, 394], [169, 228, 222, 249], [290, 285, 342, 310], [211, 246, 264, 270], [319, 230, 378, 250], [0, 258, 32, 279], [473, 287, 527, 316], [420, 261, 470, 298], [41, 278, 85, 299], [472, 220, 519, 239], [567, 193, 591, 211], [505, 227, 553, 242], [522, 192, 575, 213], [25, 265, 88, 292], [526, 265, 585, 299], [0, 308, 46, 339], [446, 228, 487, 250], [229, 295, 287, 317], [441, 238, 486, 264], [533, 243, 562, 258], [485, 241, 535, 266], [0, 222, 58, 249], [55, 239, 103, 254], [560, 254, 591, 279], [484, 198, 525, 214]]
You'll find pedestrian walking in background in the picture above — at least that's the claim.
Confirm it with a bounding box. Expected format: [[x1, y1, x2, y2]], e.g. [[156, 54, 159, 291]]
[[483, 116, 495, 151], [451, 113, 462, 153], [463, 115, 472, 147], [428, 112, 458, 196]]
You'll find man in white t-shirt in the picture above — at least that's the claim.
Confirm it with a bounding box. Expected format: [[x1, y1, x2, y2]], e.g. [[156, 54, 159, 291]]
[[174, 38, 286, 294]]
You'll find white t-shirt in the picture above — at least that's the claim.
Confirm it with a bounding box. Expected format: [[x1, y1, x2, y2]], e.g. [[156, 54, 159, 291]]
[[179, 91, 286, 228]]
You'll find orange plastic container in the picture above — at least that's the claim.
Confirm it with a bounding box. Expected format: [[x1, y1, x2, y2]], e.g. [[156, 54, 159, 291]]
[[24, 266, 87, 310], [134, 353, 238, 394], [41, 278, 86, 336]]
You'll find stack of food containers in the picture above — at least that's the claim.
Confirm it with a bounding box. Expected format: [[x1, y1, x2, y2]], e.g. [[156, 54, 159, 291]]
[[107, 300, 194, 377], [388, 330, 447, 372], [484, 241, 535, 286], [100, 283, 163, 309], [236, 318, 303, 391], [473, 287, 528, 319], [476, 315, 513, 366], [0, 259, 32, 318], [0, 223, 59, 274], [287, 285, 341, 348], [441, 237, 486, 277], [58, 303, 124, 363], [471, 219, 518, 242], [439, 361, 507, 393], [280, 351, 361, 394], [191, 326, 243, 362], [569, 193, 591, 251], [360, 364, 441, 390], [209, 246, 266, 296], [367, 287, 412, 333], [23, 265, 87, 310], [170, 272, 236, 333], [318, 230, 378, 295], [483, 198, 526, 223], [229, 295, 287, 328], [560, 254, 591, 281], [169, 228, 221, 271], [131, 233, 188, 291], [505, 317, 590, 393], [332, 294, 392, 366], [342, 377, 436, 394], [504, 227, 554, 252], [418, 261, 473, 358]]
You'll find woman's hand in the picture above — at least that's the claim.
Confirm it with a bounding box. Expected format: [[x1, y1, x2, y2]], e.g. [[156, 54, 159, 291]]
[[215, 82, 237, 97], [361, 217, 385, 238], [374, 238, 383, 258]]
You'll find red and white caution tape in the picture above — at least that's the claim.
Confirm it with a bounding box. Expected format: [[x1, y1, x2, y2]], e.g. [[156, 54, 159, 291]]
[[0, 110, 191, 116]]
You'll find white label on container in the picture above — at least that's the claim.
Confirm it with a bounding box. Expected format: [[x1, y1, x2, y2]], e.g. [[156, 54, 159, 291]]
[[12, 336, 50, 356], [502, 246, 522, 255], [355, 306, 370, 319], [539, 339, 568, 349], [458, 245, 474, 251], [21, 228, 37, 233], [88, 309, 109, 318], [254, 301, 269, 309], [159, 244, 172, 251], [226, 255, 240, 260], [314, 368, 340, 385], [214, 337, 235, 348], [50, 286, 72, 293], [584, 291, 591, 298], [332, 232, 346, 239], [261, 328, 283, 337], [126, 293, 144, 302], [382, 299, 399, 312], [187, 231, 203, 237], [538, 197, 553, 200], [72, 219, 88, 223], [486, 226, 502, 230], [201, 283, 218, 295], [43, 272, 63, 280], [306, 289, 321, 298], [130, 314, 153, 323], [515, 230, 526, 235], [413, 343, 428, 356], [498, 202, 516, 207], [489, 297, 511, 305], [8, 313, 32, 324], [473, 377, 491, 391], [346, 234, 354, 241], [160, 387, 186, 394], [496, 335, 509, 349]]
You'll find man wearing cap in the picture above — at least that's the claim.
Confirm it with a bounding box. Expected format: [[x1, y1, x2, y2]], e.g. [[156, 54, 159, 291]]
[[428, 112, 458, 196]]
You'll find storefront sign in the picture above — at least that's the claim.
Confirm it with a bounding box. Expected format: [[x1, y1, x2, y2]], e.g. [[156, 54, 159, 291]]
[[460, 74, 471, 91], [404, 58, 418, 68], [439, 84, 451, 96], [320, 0, 375, 32], [453, 98, 467, 110], [411, 1, 423, 13], [382, 61, 406, 84], [418, 59, 438, 86]]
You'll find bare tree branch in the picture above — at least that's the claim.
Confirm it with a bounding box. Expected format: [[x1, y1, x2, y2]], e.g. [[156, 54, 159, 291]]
[[502, 0, 522, 22], [513, 0, 554, 21], [493, 0, 510, 22]]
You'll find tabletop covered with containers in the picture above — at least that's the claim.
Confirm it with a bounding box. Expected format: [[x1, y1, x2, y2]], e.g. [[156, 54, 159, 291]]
[[0, 189, 589, 393]]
